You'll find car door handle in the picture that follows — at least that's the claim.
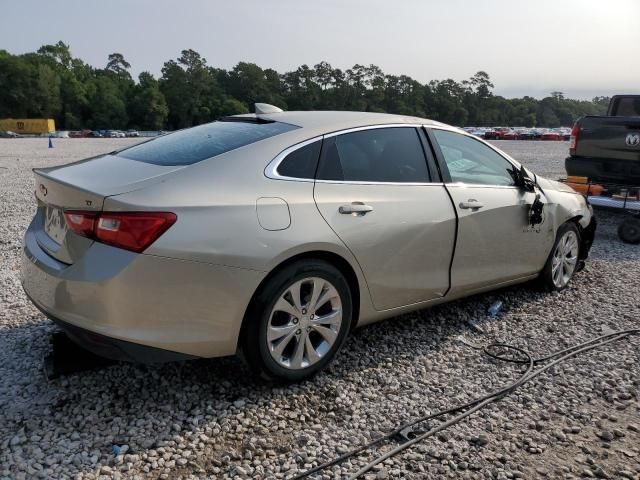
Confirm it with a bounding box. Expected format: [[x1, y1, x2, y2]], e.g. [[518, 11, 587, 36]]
[[459, 199, 484, 210], [339, 202, 374, 215]]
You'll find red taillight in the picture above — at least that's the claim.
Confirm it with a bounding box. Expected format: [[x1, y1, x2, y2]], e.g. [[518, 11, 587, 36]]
[[63, 211, 176, 253], [64, 211, 98, 238], [95, 212, 177, 253], [569, 123, 580, 155]]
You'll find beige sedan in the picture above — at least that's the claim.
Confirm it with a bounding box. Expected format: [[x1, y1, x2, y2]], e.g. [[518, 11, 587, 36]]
[[22, 105, 595, 381]]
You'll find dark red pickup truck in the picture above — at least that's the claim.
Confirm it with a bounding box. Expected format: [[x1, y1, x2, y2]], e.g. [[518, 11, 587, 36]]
[[566, 95, 640, 184]]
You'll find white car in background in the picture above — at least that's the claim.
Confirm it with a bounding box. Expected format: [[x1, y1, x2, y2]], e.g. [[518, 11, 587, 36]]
[[50, 131, 70, 138]]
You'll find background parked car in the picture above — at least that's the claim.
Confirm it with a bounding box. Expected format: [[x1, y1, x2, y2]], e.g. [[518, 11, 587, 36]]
[[50, 131, 70, 138], [483, 129, 500, 140], [519, 129, 537, 140], [68, 129, 93, 138], [566, 94, 640, 184], [541, 130, 562, 141], [0, 130, 22, 138], [499, 129, 520, 140]]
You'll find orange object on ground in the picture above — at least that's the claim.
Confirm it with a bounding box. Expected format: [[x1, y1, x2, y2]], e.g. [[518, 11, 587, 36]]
[[566, 176, 588, 184], [567, 183, 604, 195]]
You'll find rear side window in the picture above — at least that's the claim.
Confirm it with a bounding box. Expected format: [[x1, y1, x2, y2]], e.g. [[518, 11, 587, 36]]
[[277, 140, 322, 179], [118, 121, 299, 166], [316, 127, 429, 182]]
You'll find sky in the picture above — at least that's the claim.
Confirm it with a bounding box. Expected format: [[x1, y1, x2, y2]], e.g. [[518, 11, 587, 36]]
[[1, 0, 639, 100]]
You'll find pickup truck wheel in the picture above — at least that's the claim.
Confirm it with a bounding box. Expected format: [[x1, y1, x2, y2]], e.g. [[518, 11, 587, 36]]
[[618, 217, 640, 244], [539, 222, 581, 292]]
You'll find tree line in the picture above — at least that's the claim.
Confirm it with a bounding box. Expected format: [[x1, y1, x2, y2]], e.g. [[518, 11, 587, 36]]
[[0, 41, 610, 131]]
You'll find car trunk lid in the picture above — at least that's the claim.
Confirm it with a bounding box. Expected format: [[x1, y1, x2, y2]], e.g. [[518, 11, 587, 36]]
[[33, 154, 185, 264]]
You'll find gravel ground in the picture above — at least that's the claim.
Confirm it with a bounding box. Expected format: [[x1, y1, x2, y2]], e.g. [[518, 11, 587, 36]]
[[490, 140, 571, 179], [1, 139, 638, 480]]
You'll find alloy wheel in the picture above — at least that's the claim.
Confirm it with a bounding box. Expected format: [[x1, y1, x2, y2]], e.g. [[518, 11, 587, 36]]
[[551, 230, 579, 288], [267, 277, 343, 370]]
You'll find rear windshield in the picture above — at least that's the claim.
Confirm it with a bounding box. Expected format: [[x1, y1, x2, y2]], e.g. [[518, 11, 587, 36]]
[[611, 97, 640, 117], [118, 120, 299, 165]]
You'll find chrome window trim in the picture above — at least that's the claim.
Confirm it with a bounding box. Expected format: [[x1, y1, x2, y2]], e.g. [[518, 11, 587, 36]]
[[264, 122, 523, 187], [323, 123, 424, 138], [315, 180, 445, 186], [445, 183, 520, 190], [264, 136, 323, 182], [265, 123, 439, 184]]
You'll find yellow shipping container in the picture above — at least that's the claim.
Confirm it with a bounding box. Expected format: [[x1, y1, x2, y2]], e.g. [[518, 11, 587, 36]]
[[0, 118, 56, 134]]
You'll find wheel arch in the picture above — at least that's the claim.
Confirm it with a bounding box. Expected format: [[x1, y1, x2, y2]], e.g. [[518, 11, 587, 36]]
[[567, 214, 597, 260], [238, 250, 362, 351]]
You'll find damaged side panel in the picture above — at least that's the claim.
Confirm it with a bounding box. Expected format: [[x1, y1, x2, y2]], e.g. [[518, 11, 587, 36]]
[[537, 181, 596, 260], [445, 184, 555, 296]]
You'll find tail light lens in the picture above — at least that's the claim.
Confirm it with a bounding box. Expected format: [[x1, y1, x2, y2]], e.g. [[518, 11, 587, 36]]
[[569, 123, 580, 155], [64, 211, 176, 253], [64, 211, 97, 238]]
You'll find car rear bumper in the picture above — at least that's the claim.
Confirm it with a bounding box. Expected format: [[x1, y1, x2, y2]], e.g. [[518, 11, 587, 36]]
[[566, 156, 640, 184], [21, 218, 266, 360], [28, 293, 196, 363]]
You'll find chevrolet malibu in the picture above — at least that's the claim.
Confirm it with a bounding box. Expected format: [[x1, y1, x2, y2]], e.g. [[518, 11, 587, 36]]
[[22, 105, 596, 381]]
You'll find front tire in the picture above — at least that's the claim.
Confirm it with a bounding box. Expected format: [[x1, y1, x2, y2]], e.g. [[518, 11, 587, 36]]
[[242, 260, 353, 382], [539, 222, 581, 291]]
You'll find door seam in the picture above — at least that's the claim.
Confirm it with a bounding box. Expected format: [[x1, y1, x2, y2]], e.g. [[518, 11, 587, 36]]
[[442, 184, 458, 298]]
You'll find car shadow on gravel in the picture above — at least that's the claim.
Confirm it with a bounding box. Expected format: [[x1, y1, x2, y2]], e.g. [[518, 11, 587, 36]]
[[1, 276, 554, 463], [0, 277, 534, 464]]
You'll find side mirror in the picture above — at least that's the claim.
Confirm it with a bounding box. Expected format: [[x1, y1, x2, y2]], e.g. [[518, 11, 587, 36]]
[[508, 165, 535, 192]]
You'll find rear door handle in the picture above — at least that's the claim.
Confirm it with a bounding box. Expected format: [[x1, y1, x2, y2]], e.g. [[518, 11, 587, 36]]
[[339, 202, 374, 215], [459, 199, 484, 210]]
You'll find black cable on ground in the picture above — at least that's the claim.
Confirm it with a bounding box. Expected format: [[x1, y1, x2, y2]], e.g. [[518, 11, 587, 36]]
[[290, 328, 639, 480]]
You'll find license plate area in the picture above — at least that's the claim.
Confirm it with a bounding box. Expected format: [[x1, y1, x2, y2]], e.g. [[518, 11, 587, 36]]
[[44, 206, 68, 245]]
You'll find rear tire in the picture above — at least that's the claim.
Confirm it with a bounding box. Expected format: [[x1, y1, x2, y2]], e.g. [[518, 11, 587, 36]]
[[618, 217, 640, 244], [241, 260, 353, 382], [539, 222, 581, 292]]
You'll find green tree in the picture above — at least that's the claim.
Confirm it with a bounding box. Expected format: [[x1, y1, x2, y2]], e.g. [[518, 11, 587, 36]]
[[86, 75, 128, 129], [128, 72, 168, 129], [160, 49, 222, 128], [36, 41, 73, 69], [0, 50, 33, 118], [0, 42, 616, 130], [106, 53, 132, 80]]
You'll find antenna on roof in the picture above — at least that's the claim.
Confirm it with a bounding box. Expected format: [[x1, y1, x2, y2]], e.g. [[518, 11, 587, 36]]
[[254, 103, 283, 115]]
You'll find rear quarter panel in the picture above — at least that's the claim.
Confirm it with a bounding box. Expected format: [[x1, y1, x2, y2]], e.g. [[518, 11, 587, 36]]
[[103, 137, 377, 325]]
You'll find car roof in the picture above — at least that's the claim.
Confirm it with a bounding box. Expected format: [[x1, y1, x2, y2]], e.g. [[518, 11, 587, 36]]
[[231, 110, 448, 138]]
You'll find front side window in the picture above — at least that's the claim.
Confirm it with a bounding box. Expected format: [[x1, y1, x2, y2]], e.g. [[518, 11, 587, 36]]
[[118, 120, 299, 166], [431, 129, 515, 186], [316, 127, 429, 183]]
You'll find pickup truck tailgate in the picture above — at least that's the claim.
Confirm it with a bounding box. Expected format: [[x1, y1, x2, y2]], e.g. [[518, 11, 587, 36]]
[[575, 116, 640, 161]]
